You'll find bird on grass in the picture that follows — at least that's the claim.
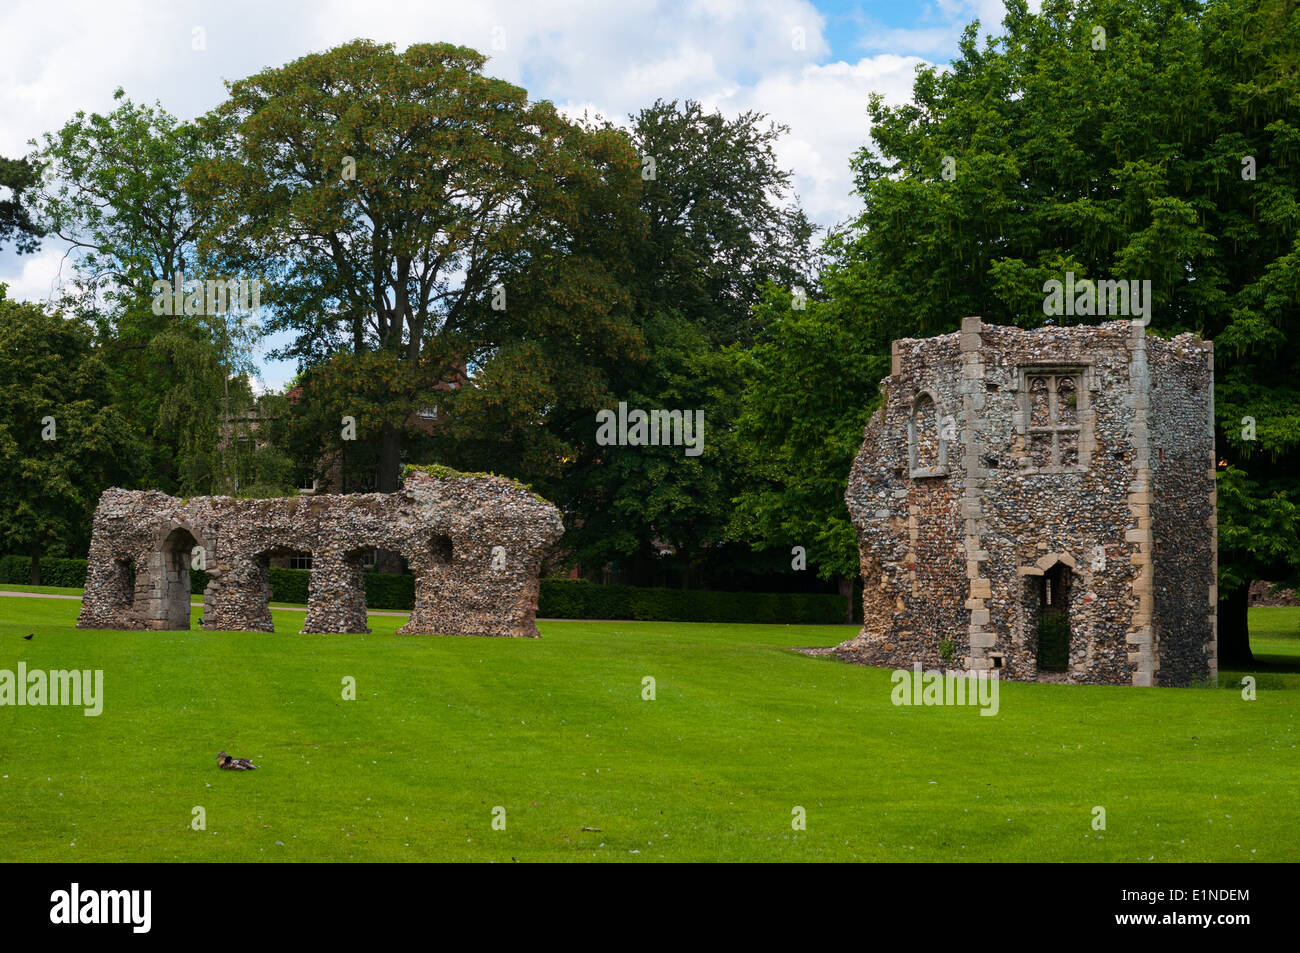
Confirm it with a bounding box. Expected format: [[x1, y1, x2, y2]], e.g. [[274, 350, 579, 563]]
[[23, 634, 33, 640], [217, 751, 258, 771]]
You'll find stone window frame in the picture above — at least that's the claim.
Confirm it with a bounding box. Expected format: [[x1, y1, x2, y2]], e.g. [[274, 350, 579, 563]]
[[907, 387, 950, 479], [1014, 364, 1094, 473]]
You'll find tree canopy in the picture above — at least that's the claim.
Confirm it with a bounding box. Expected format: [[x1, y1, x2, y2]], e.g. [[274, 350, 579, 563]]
[[0, 287, 140, 581]]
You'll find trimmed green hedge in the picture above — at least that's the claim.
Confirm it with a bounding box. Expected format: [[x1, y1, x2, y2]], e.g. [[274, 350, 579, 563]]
[[0, 555, 90, 588], [0, 556, 212, 595], [537, 578, 848, 625], [365, 572, 415, 610], [0, 556, 848, 623]]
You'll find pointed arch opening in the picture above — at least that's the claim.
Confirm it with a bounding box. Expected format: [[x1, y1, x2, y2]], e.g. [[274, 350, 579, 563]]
[[1032, 561, 1073, 673], [908, 390, 949, 478]]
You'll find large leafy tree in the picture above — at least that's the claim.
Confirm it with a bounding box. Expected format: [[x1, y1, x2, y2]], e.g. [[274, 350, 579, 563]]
[[554, 101, 818, 581], [737, 0, 1300, 660], [0, 287, 140, 581], [188, 40, 642, 500], [630, 99, 817, 348], [32, 90, 258, 495], [400, 111, 647, 492], [730, 259, 885, 600]]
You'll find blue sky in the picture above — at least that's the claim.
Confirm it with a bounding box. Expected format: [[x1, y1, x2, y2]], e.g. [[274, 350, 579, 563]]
[[0, 0, 1014, 389]]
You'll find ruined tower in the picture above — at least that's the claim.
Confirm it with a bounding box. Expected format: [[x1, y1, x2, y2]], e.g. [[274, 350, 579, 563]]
[[837, 317, 1217, 686]]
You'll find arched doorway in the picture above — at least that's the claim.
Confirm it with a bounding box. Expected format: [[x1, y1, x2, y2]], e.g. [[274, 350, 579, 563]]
[[158, 527, 199, 629], [1035, 561, 1072, 673]]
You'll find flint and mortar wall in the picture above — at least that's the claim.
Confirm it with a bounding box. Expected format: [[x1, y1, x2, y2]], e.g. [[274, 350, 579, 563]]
[[838, 318, 1216, 686], [76, 468, 564, 638]]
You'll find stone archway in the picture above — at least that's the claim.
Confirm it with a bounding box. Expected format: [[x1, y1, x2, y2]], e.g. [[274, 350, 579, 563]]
[[1032, 561, 1073, 674], [144, 526, 200, 630], [253, 545, 315, 633], [1015, 552, 1078, 677], [78, 469, 564, 637]]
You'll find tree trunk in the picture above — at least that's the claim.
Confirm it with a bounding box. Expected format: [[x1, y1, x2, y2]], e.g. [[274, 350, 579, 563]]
[[374, 423, 405, 574], [377, 422, 403, 493], [838, 575, 854, 624], [29, 546, 42, 586], [1217, 582, 1253, 667]]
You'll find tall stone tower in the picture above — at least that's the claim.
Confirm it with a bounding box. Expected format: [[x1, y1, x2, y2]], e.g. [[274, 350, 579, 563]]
[[837, 317, 1217, 687]]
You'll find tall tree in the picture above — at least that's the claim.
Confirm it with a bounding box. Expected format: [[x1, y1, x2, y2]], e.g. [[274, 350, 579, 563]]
[[730, 264, 883, 602], [551, 101, 817, 581], [33, 89, 257, 495], [0, 287, 140, 581], [630, 99, 817, 348], [188, 40, 640, 498]]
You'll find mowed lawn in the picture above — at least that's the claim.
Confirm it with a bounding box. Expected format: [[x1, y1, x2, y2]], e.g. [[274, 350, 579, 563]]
[[0, 594, 1297, 862]]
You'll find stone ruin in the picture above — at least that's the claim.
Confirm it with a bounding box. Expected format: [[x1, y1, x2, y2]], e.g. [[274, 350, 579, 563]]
[[837, 317, 1217, 687], [76, 466, 564, 638]]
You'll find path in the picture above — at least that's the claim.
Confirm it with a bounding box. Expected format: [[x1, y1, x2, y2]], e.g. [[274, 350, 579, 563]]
[[0, 590, 412, 618]]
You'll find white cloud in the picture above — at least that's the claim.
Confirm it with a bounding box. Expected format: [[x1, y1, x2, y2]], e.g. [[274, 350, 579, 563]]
[[709, 54, 926, 230], [0, 247, 73, 305], [0, 0, 940, 312], [852, 0, 1034, 58]]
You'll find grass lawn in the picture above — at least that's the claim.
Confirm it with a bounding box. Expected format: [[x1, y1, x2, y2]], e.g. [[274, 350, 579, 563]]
[[0, 585, 85, 597], [1, 594, 1297, 862]]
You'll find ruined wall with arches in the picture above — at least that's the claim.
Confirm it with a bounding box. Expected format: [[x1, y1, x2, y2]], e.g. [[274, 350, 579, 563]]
[[837, 317, 1217, 687], [76, 466, 564, 639]]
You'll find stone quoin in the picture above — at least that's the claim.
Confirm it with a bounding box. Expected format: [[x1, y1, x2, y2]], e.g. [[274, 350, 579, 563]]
[[76, 465, 564, 638], [837, 317, 1217, 687]]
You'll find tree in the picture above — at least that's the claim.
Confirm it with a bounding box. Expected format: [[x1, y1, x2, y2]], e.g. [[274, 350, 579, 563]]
[[188, 40, 640, 498], [350, 110, 647, 499], [32, 89, 257, 495], [549, 101, 817, 582], [731, 266, 886, 604], [0, 155, 42, 254], [628, 99, 817, 348], [0, 287, 140, 582]]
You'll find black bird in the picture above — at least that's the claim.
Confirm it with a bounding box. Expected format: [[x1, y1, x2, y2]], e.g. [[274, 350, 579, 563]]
[[23, 634, 33, 640], [217, 751, 258, 771]]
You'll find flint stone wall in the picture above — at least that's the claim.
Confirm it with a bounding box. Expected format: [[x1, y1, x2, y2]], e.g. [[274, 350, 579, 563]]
[[837, 317, 1217, 687], [76, 467, 564, 638]]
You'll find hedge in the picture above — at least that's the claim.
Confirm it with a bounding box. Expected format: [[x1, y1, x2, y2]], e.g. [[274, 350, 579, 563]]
[[0, 556, 849, 624], [0, 556, 215, 596], [0, 555, 91, 588], [537, 578, 848, 625]]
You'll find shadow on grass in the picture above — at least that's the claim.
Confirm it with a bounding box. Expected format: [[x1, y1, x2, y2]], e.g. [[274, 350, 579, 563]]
[[1219, 653, 1300, 691]]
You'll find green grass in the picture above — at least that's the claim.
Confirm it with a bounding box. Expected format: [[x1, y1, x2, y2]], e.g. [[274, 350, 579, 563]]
[[1, 595, 1297, 862], [0, 584, 84, 597]]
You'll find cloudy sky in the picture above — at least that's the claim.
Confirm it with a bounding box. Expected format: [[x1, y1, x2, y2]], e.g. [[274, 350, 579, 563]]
[[0, 0, 1014, 388]]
